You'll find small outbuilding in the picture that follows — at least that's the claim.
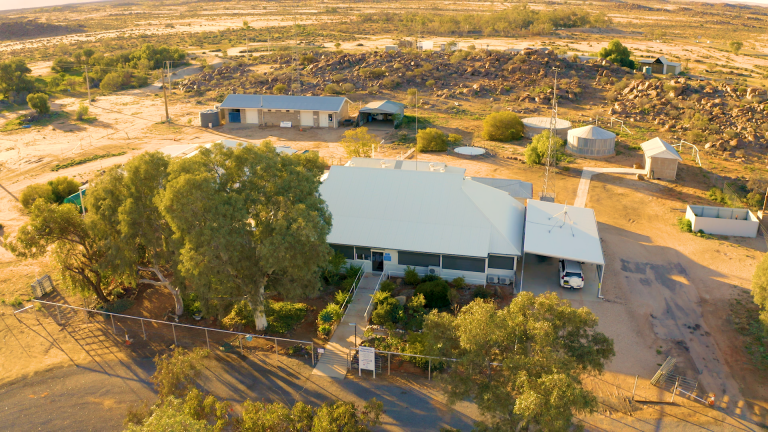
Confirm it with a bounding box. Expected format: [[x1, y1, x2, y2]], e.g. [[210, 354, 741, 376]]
[[522, 117, 572, 140], [358, 100, 405, 128], [566, 125, 616, 157], [638, 56, 681, 75], [218, 94, 350, 128], [641, 137, 682, 180], [685, 205, 759, 238]]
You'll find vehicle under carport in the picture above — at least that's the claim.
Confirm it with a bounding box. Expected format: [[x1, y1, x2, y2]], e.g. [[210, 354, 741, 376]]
[[520, 200, 605, 301], [357, 100, 405, 129]]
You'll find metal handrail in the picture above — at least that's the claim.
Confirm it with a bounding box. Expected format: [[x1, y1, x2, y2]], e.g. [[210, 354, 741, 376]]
[[30, 299, 314, 346], [363, 266, 390, 321], [338, 264, 365, 313], [673, 140, 702, 167]]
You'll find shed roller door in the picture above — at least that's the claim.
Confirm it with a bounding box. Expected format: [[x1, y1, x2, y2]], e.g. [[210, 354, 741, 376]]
[[300, 111, 314, 127]]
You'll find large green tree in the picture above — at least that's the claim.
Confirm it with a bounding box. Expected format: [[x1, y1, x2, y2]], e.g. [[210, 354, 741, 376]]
[[158, 141, 332, 329], [598, 39, 635, 69], [2, 201, 111, 303], [751, 253, 768, 329], [0, 59, 35, 99], [85, 152, 185, 315], [422, 293, 614, 431]]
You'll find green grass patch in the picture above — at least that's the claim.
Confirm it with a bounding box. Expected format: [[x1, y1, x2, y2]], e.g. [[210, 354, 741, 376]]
[[52, 151, 126, 171], [1, 111, 69, 132], [266, 300, 308, 334]]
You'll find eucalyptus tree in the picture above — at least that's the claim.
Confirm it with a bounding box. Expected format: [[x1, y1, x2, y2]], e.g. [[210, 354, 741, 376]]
[[85, 151, 185, 315], [422, 292, 615, 431], [158, 141, 332, 329]]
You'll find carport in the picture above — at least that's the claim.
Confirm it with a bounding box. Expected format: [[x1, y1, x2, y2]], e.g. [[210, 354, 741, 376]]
[[358, 100, 405, 129], [520, 200, 605, 300]]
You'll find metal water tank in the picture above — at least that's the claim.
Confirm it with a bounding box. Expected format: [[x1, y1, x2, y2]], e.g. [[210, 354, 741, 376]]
[[199, 109, 220, 128]]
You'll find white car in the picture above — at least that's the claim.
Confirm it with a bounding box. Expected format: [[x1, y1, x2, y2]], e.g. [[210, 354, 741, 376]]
[[559, 259, 584, 289]]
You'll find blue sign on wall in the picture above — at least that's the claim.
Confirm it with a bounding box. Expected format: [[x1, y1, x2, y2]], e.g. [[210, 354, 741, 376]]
[[384, 253, 392, 261]]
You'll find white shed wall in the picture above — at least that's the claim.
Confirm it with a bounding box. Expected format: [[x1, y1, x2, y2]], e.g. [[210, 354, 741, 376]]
[[685, 206, 759, 237]]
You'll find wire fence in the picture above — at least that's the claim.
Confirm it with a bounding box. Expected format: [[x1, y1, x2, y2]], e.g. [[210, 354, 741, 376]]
[[25, 299, 317, 364]]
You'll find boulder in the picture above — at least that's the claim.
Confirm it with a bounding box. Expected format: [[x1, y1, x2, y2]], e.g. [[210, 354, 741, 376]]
[[395, 296, 407, 306]]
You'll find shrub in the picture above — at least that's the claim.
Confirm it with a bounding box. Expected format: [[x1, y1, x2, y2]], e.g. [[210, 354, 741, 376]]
[[342, 83, 356, 93], [273, 84, 287, 94], [404, 266, 421, 285], [20, 183, 55, 210], [525, 130, 565, 166], [334, 290, 350, 306], [367, 86, 379, 94], [473, 286, 492, 299], [100, 72, 123, 93], [380, 280, 396, 294], [426, 79, 436, 87], [482, 112, 523, 142], [381, 77, 400, 89], [48, 176, 80, 202], [452, 277, 466, 290], [299, 54, 316, 65], [48, 76, 62, 91], [677, 217, 693, 233], [222, 300, 256, 330], [318, 324, 332, 337], [324, 83, 342, 94], [26, 93, 50, 115], [75, 104, 89, 120], [416, 128, 448, 152], [266, 301, 308, 333], [450, 50, 470, 63], [415, 279, 450, 308], [133, 74, 149, 87], [371, 292, 402, 326], [420, 274, 441, 283], [447, 133, 463, 146], [332, 73, 344, 83], [317, 303, 343, 326]]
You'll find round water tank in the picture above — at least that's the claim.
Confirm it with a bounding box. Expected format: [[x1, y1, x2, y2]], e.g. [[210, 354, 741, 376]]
[[199, 109, 220, 128], [522, 117, 572, 140], [454, 146, 486, 156], [566, 125, 616, 157]]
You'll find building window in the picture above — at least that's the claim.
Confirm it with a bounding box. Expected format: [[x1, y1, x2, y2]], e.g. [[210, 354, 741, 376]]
[[398, 251, 440, 268], [329, 244, 354, 260], [355, 247, 371, 260], [488, 255, 515, 270], [442, 255, 486, 273]]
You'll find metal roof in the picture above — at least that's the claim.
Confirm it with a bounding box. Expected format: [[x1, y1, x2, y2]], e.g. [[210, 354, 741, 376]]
[[568, 125, 615, 140], [522, 117, 572, 129], [641, 137, 682, 160], [524, 200, 604, 266], [219, 94, 349, 112], [467, 177, 533, 199], [184, 139, 297, 159], [359, 100, 405, 115], [345, 158, 465, 174], [320, 166, 525, 258], [638, 56, 681, 67]]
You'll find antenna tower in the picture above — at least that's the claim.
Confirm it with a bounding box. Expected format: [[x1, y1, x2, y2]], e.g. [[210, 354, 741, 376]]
[[540, 67, 561, 202]]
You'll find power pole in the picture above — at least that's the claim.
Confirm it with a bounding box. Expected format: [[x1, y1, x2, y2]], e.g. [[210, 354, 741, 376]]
[[540, 67, 561, 202], [162, 61, 170, 124], [85, 65, 91, 104]]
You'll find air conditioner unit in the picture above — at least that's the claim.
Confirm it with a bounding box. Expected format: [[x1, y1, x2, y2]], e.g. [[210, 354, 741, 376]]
[[487, 274, 499, 284], [428, 266, 441, 276], [499, 276, 512, 285]]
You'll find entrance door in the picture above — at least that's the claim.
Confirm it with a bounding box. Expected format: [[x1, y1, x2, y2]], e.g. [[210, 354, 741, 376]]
[[372, 251, 384, 272], [228, 111, 241, 123], [300, 110, 314, 126]]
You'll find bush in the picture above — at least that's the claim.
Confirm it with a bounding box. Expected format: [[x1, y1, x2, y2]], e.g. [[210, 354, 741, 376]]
[[525, 130, 565, 166], [451, 277, 466, 290], [317, 303, 343, 326], [367, 86, 379, 94], [334, 290, 350, 306], [20, 183, 55, 210], [75, 104, 89, 120], [482, 112, 523, 142], [332, 74, 344, 83], [371, 292, 402, 326], [415, 279, 450, 308], [273, 84, 287, 94], [318, 324, 332, 337], [447, 133, 463, 146], [677, 217, 693, 233], [222, 300, 255, 330], [342, 83, 356, 93], [421, 274, 441, 283], [426, 79, 436, 87], [381, 77, 400, 89], [404, 266, 421, 285], [266, 301, 308, 334], [48, 76, 62, 91], [26, 93, 50, 115], [100, 72, 123, 93], [325, 83, 342, 94], [380, 280, 396, 294], [416, 128, 448, 152], [473, 286, 492, 299]]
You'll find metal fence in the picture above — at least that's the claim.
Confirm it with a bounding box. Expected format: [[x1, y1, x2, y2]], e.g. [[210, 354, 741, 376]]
[[346, 346, 456, 381], [26, 299, 317, 364]]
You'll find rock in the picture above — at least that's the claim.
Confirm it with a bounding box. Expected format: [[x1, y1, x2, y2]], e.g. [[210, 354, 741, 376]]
[[395, 296, 407, 306], [636, 174, 644, 180], [730, 138, 745, 148]]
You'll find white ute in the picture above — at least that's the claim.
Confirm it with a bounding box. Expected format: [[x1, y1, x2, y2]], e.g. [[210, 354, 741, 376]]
[[559, 259, 584, 289]]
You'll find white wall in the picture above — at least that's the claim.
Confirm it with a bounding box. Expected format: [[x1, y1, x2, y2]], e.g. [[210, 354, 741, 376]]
[[686, 205, 759, 238], [244, 109, 260, 124]]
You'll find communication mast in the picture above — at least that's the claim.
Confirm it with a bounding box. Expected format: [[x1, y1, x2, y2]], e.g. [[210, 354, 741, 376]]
[[539, 67, 561, 202]]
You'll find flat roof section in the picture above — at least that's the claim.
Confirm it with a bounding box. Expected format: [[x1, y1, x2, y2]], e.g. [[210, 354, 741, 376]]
[[219, 94, 349, 112], [524, 200, 604, 266]]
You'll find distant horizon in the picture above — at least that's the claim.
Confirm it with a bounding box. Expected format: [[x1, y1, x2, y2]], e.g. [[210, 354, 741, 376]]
[[0, 0, 766, 13]]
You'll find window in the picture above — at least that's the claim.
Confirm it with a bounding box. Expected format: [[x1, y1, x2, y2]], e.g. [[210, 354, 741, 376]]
[[488, 255, 515, 270], [398, 251, 440, 268], [442, 255, 485, 273], [329, 244, 354, 260], [355, 247, 371, 260]]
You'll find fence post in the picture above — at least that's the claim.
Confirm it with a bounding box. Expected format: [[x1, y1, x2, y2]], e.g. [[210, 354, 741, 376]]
[[239, 337, 243, 353], [671, 376, 680, 403], [428, 359, 431, 381], [632, 375, 638, 401], [141, 319, 146, 340], [275, 338, 278, 356], [172, 323, 177, 346], [111, 314, 116, 334], [56, 305, 62, 324], [205, 329, 210, 351], [311, 342, 315, 365], [388, 353, 391, 375]]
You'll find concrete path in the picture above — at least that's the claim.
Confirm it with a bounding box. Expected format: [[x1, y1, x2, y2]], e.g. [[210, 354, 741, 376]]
[[312, 273, 380, 379], [574, 167, 646, 208]]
